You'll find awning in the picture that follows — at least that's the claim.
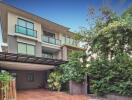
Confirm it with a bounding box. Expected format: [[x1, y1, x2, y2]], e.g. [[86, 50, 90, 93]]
[[0, 52, 67, 66]]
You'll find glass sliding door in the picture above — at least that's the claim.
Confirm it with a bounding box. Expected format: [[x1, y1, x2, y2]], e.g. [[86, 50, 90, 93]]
[[18, 18, 26, 27], [27, 45, 35, 55], [17, 42, 35, 55], [16, 18, 37, 37], [17, 43, 27, 54]]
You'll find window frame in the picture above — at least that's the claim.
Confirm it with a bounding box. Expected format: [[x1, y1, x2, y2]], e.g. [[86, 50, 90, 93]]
[[17, 18, 34, 30], [27, 72, 34, 82], [26, 44, 35, 55], [17, 42, 27, 54], [16, 18, 37, 37], [43, 31, 55, 38], [17, 42, 35, 56]]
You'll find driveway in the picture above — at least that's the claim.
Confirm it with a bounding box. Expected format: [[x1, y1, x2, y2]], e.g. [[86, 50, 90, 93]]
[[17, 89, 90, 100]]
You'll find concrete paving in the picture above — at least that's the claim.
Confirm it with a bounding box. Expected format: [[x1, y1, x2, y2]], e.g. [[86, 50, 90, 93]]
[[17, 89, 91, 100]]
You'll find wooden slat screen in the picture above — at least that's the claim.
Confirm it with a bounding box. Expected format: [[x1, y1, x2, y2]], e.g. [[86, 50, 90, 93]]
[[0, 79, 16, 100]]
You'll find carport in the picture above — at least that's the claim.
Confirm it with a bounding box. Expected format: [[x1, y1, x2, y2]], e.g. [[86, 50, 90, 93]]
[[0, 52, 66, 90]]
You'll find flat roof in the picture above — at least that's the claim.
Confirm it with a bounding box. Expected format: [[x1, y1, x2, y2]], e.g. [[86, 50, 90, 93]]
[[0, 52, 67, 66], [0, 2, 70, 30]]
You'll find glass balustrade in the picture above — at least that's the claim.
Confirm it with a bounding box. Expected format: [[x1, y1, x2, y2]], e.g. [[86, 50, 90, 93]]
[[42, 36, 61, 45]]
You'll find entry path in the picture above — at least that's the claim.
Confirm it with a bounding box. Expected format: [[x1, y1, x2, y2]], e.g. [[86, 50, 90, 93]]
[[17, 89, 90, 100]]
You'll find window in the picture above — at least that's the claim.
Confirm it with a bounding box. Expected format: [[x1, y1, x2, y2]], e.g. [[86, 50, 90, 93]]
[[18, 19, 26, 27], [27, 72, 34, 82], [16, 18, 36, 37], [17, 42, 35, 55], [43, 52, 53, 59], [27, 45, 35, 55], [44, 31, 55, 38], [27, 22, 34, 29], [18, 18, 34, 29], [17, 43, 26, 54], [61, 35, 78, 46]]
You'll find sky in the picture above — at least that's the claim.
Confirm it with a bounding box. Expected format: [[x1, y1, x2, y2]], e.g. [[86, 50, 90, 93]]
[[2, 0, 132, 31], [0, 0, 132, 51]]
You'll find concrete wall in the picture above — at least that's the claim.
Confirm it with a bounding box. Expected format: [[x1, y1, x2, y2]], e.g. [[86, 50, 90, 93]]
[[7, 35, 42, 57], [106, 95, 132, 100], [69, 80, 87, 95], [7, 12, 43, 57], [8, 12, 42, 42], [62, 46, 68, 60], [10, 70, 47, 90], [7, 12, 71, 60], [36, 42, 42, 57], [57, 50, 62, 59], [8, 35, 17, 53]]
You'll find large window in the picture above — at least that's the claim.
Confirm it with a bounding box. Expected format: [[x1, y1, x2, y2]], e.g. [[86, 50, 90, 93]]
[[16, 18, 37, 37], [44, 31, 55, 38], [17, 43, 26, 54], [17, 42, 35, 55], [42, 31, 61, 45]]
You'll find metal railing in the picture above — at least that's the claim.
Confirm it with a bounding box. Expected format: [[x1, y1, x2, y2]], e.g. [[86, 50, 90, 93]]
[[15, 25, 37, 38], [42, 53, 53, 59], [42, 36, 61, 45]]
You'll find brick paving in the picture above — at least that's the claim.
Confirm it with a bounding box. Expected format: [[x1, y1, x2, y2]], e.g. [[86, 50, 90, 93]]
[[17, 89, 90, 100]]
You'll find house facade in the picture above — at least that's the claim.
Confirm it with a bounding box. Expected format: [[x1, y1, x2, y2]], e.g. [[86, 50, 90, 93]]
[[0, 2, 84, 90]]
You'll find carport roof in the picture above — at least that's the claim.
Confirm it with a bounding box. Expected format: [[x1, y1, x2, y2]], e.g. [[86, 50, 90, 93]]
[[0, 52, 67, 66]]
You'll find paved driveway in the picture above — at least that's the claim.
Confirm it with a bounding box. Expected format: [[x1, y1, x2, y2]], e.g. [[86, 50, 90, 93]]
[[17, 89, 90, 100]]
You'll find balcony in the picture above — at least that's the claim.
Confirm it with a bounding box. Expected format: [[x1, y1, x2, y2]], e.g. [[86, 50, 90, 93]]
[[42, 36, 61, 45], [15, 25, 37, 38], [42, 53, 53, 59]]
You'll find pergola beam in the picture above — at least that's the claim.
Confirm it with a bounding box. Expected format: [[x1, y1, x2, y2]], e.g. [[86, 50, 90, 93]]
[[0, 52, 67, 65]]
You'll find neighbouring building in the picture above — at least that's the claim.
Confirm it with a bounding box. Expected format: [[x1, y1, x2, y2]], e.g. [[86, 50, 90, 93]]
[[0, 2, 84, 90]]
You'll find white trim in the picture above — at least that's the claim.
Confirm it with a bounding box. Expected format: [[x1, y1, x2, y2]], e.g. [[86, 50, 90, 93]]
[[0, 61, 55, 71]]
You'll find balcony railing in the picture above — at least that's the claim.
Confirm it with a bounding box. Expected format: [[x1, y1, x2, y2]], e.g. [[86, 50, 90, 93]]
[[42, 36, 61, 45], [15, 25, 37, 38], [42, 53, 53, 59]]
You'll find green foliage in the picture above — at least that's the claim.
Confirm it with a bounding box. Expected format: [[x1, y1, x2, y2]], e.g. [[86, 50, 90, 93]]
[[122, 7, 132, 17], [0, 70, 12, 92], [60, 51, 86, 83], [47, 71, 62, 91], [87, 53, 132, 96], [78, 7, 132, 96], [92, 15, 132, 58]]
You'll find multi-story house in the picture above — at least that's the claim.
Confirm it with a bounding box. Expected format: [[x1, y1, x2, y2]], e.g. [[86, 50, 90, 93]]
[[0, 2, 84, 90]]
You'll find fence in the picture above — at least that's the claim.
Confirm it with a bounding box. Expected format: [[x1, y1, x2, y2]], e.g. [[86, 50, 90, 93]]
[[0, 79, 16, 100]]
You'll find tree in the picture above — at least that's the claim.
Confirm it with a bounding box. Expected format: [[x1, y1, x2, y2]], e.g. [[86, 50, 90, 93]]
[[78, 7, 132, 96], [60, 51, 87, 83]]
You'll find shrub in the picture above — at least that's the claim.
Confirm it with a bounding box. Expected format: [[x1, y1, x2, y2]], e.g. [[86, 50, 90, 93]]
[[47, 71, 62, 91], [0, 70, 12, 93], [60, 51, 86, 83], [87, 53, 132, 96]]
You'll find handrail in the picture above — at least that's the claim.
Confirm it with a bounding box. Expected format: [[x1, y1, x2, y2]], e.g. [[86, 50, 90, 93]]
[[15, 24, 37, 38], [42, 36, 61, 45]]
